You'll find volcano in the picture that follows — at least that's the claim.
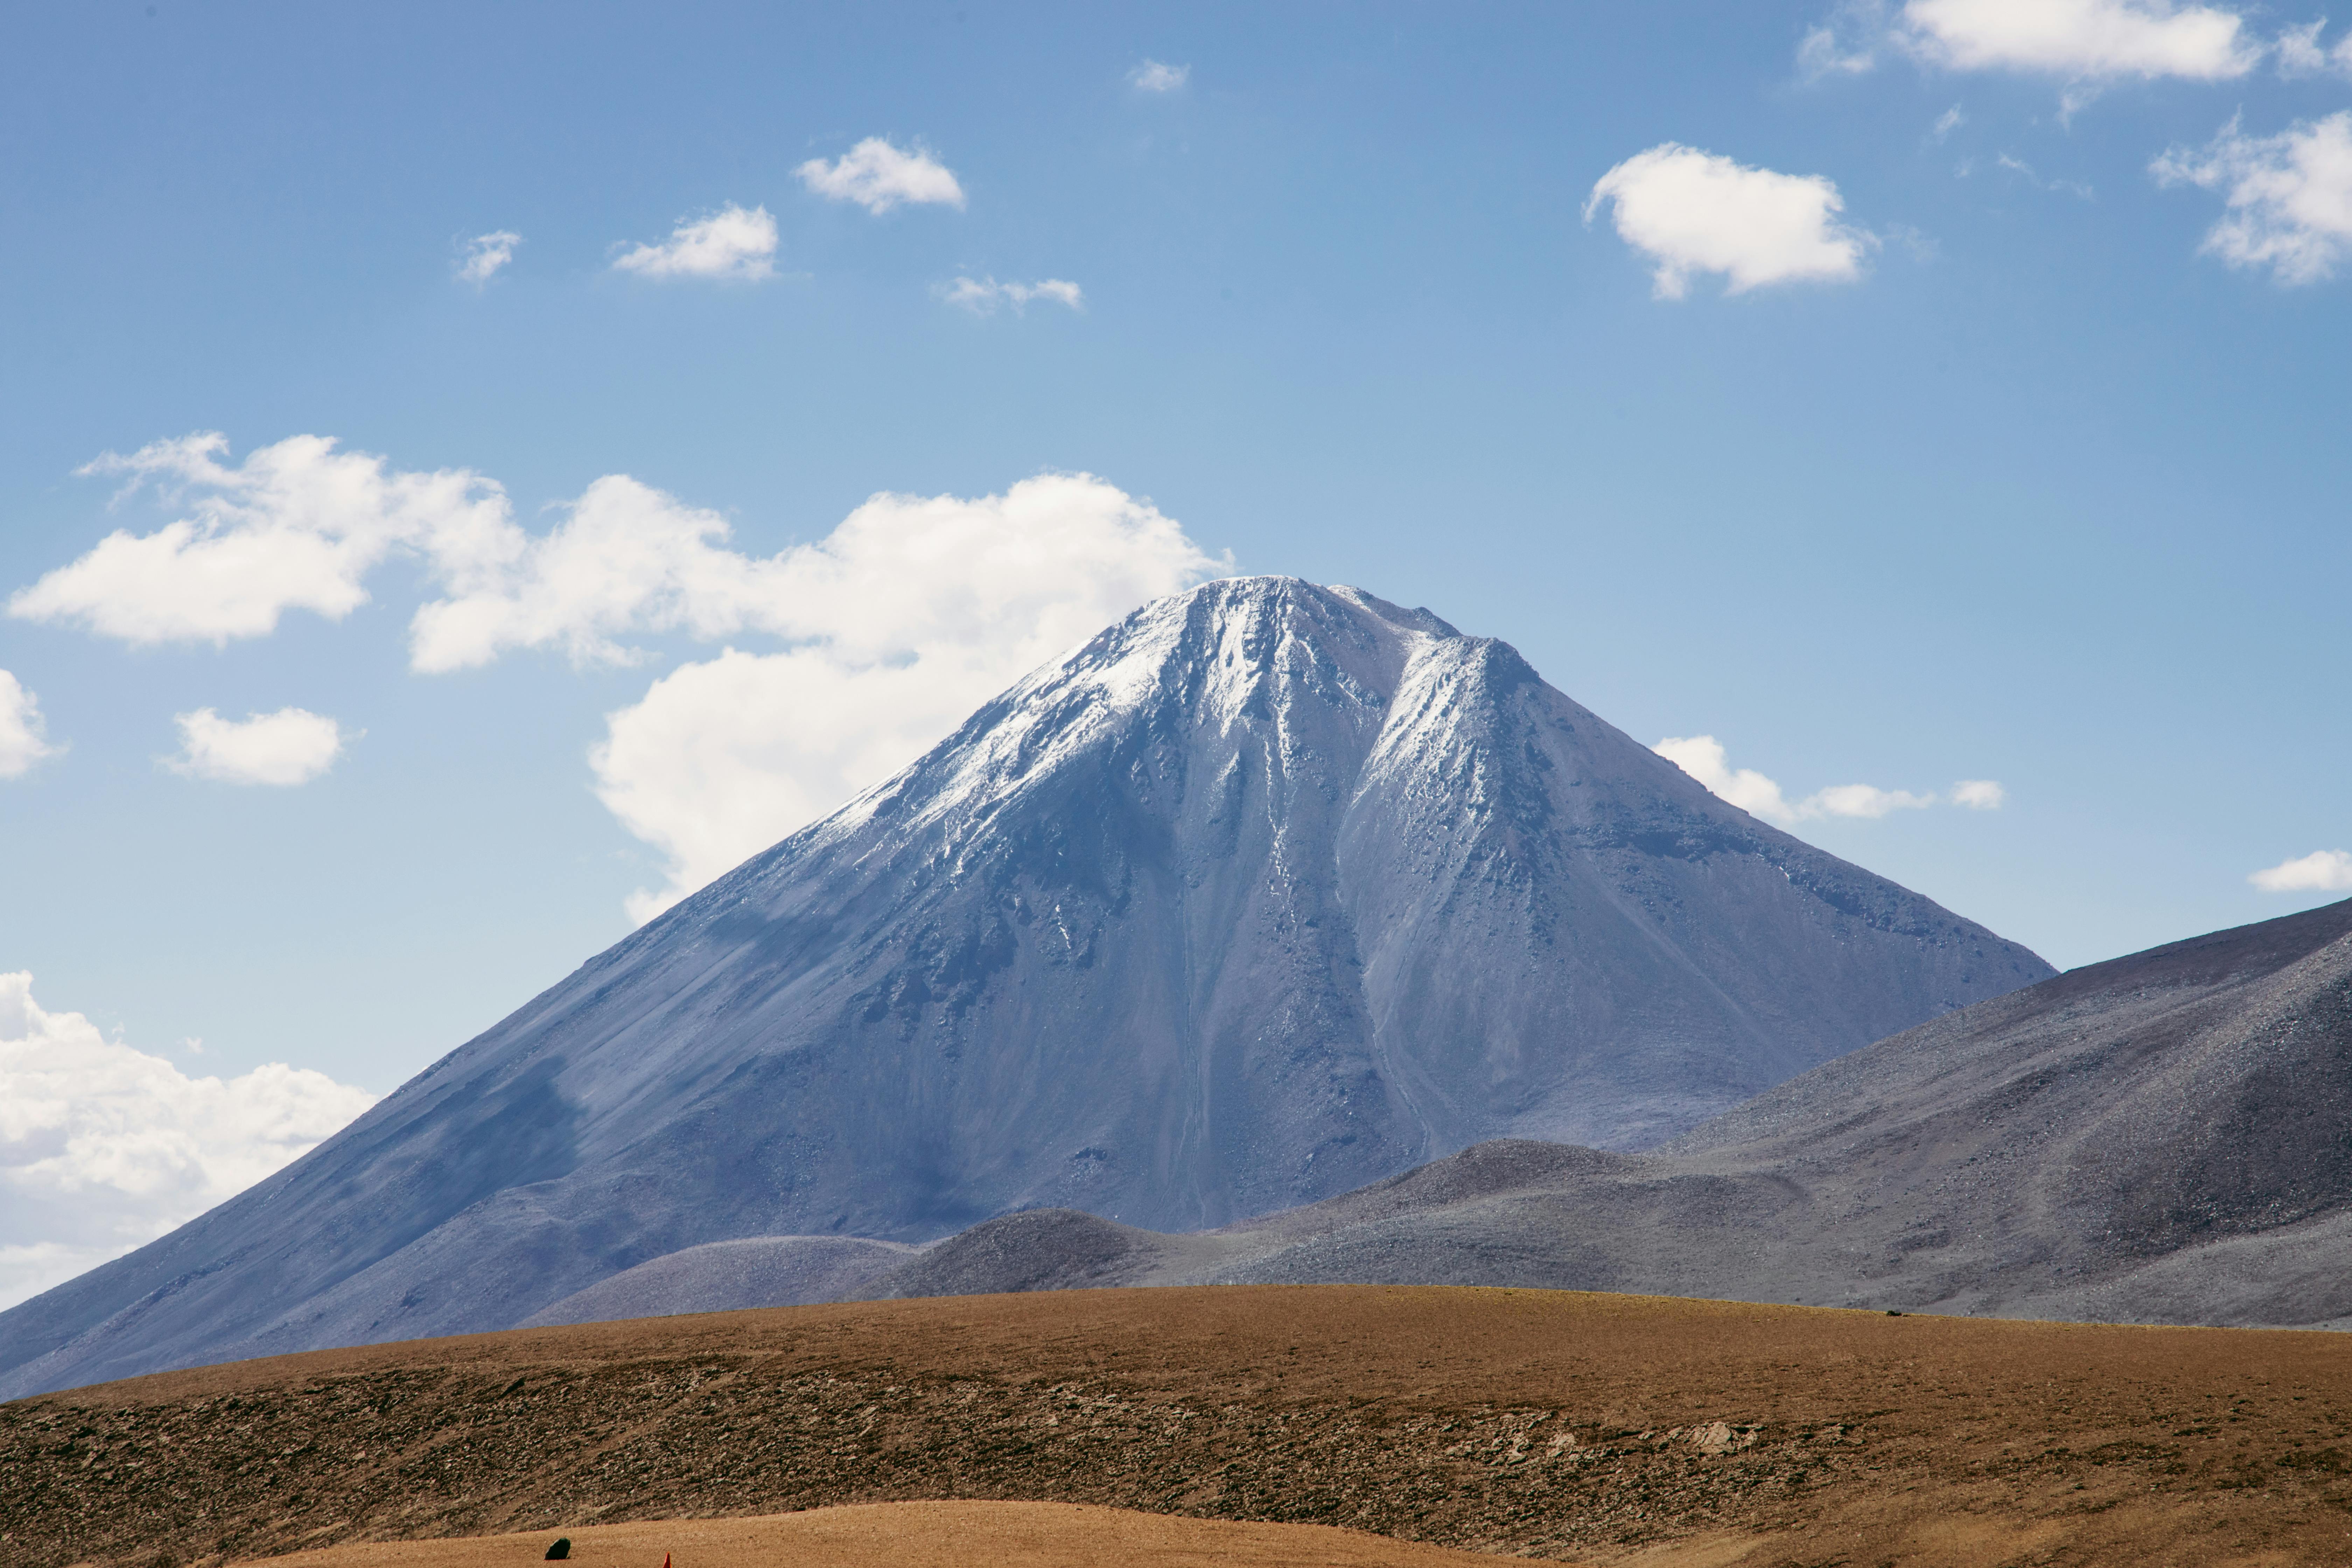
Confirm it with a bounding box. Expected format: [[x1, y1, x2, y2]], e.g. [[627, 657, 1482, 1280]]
[[0, 578, 2049, 1396]]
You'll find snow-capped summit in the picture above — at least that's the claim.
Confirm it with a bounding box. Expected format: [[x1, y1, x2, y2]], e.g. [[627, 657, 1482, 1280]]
[[0, 578, 2051, 1396]]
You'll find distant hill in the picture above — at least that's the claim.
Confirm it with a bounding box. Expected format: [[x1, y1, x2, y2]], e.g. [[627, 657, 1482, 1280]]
[[858, 898, 2352, 1328], [0, 578, 2047, 1398]]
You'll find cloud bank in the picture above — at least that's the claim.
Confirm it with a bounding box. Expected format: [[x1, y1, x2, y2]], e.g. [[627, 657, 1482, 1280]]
[[0, 972, 377, 1311], [2250, 849, 2352, 893], [796, 139, 966, 214], [937, 276, 1085, 315], [0, 670, 57, 778], [612, 204, 779, 281], [2155, 113, 2352, 284], [15, 433, 1228, 920], [1587, 144, 1874, 299], [168, 707, 347, 786], [1656, 735, 2003, 827]]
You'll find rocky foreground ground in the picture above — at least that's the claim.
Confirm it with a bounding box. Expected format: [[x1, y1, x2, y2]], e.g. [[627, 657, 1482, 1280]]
[[8, 1285, 2352, 1567]]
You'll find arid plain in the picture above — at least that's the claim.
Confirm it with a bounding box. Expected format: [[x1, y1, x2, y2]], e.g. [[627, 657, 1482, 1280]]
[[11, 1284, 2352, 1568]]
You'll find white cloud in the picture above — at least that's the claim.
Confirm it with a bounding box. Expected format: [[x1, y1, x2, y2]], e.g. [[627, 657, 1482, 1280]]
[[2154, 112, 2352, 284], [457, 230, 520, 285], [612, 203, 779, 281], [1656, 735, 2001, 827], [167, 707, 347, 786], [936, 276, 1086, 315], [1932, 104, 1967, 140], [411, 469, 1216, 686], [0, 669, 58, 778], [0, 972, 376, 1311], [1951, 778, 2007, 809], [1586, 144, 1875, 299], [406, 474, 761, 672], [8, 432, 514, 647], [1655, 735, 1802, 821], [1805, 0, 2268, 86], [586, 474, 1225, 920], [1898, 0, 2261, 80], [795, 139, 966, 215], [2249, 848, 2352, 892], [1806, 782, 1941, 818], [1130, 59, 1190, 91]]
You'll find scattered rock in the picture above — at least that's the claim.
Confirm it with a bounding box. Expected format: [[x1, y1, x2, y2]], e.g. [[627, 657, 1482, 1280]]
[[1688, 1421, 1761, 1456]]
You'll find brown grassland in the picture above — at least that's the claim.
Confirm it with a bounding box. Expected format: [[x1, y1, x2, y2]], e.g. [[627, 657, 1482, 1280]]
[[7, 1285, 2352, 1567]]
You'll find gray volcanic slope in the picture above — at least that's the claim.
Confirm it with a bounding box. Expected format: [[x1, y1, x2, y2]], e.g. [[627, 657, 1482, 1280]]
[[866, 898, 2352, 1328], [0, 577, 2047, 1397]]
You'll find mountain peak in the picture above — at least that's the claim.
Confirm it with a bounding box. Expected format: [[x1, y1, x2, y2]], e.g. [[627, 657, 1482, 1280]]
[[802, 577, 1459, 864]]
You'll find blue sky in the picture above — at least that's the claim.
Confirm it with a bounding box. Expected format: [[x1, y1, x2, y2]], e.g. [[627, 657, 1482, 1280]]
[[2, 0, 2348, 1299]]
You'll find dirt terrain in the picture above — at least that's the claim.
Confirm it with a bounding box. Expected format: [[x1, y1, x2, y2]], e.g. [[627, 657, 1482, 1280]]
[[9, 1285, 2352, 1567], [233, 1500, 1513, 1568]]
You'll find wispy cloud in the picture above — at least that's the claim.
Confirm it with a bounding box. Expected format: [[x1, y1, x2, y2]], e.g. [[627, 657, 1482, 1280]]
[[1129, 59, 1190, 91], [2154, 112, 2352, 284], [1656, 735, 2003, 827], [612, 204, 778, 281], [936, 276, 1085, 315], [167, 707, 348, 786], [1799, 0, 1890, 78], [1997, 152, 2097, 198], [456, 230, 520, 285], [2276, 19, 2352, 77], [2250, 849, 2352, 892], [796, 138, 966, 215], [1586, 144, 1875, 299]]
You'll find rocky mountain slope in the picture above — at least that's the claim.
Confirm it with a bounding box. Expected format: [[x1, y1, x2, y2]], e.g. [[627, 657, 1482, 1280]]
[[0, 577, 2047, 1397], [861, 898, 2352, 1328]]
